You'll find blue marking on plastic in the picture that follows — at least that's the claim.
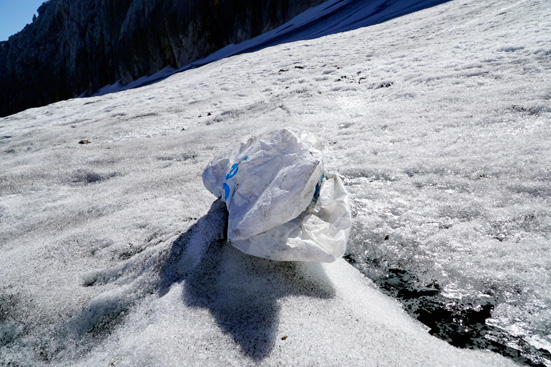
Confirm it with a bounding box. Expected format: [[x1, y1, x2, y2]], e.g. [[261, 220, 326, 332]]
[[223, 157, 249, 202], [226, 163, 239, 180], [313, 173, 325, 201], [223, 182, 230, 200]]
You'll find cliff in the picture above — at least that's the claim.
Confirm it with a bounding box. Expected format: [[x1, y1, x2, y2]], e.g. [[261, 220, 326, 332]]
[[0, 0, 323, 117]]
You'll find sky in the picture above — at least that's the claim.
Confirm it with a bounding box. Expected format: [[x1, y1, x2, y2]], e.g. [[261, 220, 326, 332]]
[[0, 0, 45, 41]]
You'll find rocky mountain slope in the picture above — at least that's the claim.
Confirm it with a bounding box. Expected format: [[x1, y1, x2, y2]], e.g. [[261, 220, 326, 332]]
[[0, 0, 323, 117]]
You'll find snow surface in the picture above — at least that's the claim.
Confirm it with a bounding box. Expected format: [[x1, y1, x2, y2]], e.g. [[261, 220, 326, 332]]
[[93, 0, 452, 96], [1, 0, 550, 365]]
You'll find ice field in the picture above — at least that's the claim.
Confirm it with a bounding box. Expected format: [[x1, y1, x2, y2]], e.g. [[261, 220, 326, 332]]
[[1, 0, 550, 365]]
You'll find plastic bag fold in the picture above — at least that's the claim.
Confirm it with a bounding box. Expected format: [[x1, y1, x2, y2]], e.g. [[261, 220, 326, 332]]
[[202, 128, 351, 262]]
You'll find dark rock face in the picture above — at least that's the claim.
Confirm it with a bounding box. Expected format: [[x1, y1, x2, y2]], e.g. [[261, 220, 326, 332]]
[[0, 0, 323, 117]]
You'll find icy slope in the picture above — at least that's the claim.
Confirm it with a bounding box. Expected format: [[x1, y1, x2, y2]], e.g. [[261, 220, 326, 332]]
[[1, 0, 550, 365], [96, 0, 450, 95]]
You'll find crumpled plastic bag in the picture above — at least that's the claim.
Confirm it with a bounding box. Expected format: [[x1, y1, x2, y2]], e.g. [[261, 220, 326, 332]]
[[202, 128, 351, 262]]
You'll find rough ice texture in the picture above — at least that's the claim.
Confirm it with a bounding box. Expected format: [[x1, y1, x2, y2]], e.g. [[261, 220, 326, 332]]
[[1, 0, 550, 365]]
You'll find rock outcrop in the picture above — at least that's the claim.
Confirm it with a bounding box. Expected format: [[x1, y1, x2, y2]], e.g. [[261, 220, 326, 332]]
[[0, 0, 323, 117]]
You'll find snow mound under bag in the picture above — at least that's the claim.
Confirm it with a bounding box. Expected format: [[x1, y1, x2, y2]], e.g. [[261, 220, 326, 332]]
[[202, 128, 351, 262]]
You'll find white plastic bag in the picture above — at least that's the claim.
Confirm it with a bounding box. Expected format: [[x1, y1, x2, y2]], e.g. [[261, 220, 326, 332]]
[[202, 128, 351, 262]]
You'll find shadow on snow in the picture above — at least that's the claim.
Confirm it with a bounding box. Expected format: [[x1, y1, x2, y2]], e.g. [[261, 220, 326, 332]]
[[158, 199, 335, 361]]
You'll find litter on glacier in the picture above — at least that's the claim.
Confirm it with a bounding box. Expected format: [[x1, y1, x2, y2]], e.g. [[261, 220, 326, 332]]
[[202, 128, 351, 262]]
